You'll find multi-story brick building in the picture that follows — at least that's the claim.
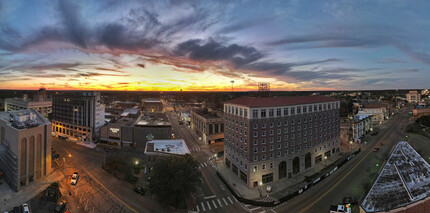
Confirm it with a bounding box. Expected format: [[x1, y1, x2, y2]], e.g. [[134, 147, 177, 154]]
[[223, 96, 340, 189], [191, 109, 224, 144]]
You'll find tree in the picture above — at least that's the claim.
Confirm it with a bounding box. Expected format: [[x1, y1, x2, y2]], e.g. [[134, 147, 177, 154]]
[[149, 154, 202, 208]]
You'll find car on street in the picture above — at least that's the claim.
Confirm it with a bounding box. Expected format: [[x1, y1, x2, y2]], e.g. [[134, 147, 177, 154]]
[[52, 153, 60, 160], [54, 200, 67, 213], [373, 147, 380, 152], [330, 204, 351, 213], [71, 172, 79, 185], [22, 203, 30, 213], [133, 185, 145, 195], [342, 196, 358, 205], [179, 120, 183, 124], [371, 131, 379, 136]]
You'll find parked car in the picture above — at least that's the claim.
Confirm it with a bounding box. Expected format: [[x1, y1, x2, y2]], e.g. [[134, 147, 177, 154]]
[[52, 154, 60, 160], [373, 147, 380, 152], [22, 203, 30, 213], [133, 185, 145, 195], [54, 200, 66, 213], [71, 172, 79, 185], [342, 196, 358, 205], [371, 131, 379, 136]]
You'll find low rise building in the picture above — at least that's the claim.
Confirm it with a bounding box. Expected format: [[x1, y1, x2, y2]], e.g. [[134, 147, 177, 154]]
[[412, 105, 430, 118], [99, 112, 172, 147], [142, 99, 163, 113], [352, 114, 373, 143], [5, 89, 52, 118], [357, 108, 386, 126], [144, 139, 190, 175], [0, 109, 52, 191], [406, 90, 421, 104], [191, 109, 224, 144]]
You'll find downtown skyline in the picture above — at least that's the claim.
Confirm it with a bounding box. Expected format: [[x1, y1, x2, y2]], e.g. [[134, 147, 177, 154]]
[[1, 0, 430, 91]]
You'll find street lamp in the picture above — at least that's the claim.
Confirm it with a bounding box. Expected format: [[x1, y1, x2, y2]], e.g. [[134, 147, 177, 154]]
[[63, 157, 66, 177], [349, 141, 353, 152], [324, 156, 328, 166], [135, 159, 139, 165], [68, 154, 72, 158]]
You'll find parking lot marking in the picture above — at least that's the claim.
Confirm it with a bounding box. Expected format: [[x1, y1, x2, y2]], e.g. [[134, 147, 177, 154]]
[[233, 196, 238, 202], [203, 162, 207, 167], [217, 199, 222, 207], [201, 203, 206, 211], [212, 200, 217, 208], [196, 205, 200, 212], [206, 201, 211, 210]]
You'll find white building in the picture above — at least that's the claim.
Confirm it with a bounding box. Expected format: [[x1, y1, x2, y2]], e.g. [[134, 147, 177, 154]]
[[406, 90, 421, 104], [352, 114, 373, 143], [357, 108, 386, 126]]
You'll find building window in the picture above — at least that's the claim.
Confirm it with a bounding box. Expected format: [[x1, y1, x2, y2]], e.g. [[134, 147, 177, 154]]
[[270, 122, 274, 128], [314, 105, 317, 111], [303, 106, 307, 113], [253, 165, 258, 172], [278, 151, 281, 157], [276, 108, 281, 116], [284, 120, 288, 126], [253, 110, 258, 118], [261, 109, 266, 118], [240, 108, 243, 116], [270, 153, 274, 159], [277, 121, 281, 127], [292, 148, 295, 153], [261, 131, 266, 136], [262, 173, 273, 184], [284, 108, 289, 116], [253, 147, 258, 154], [262, 123, 266, 128], [262, 146, 266, 152], [262, 164, 266, 170], [253, 131, 258, 137], [270, 145, 274, 151], [291, 107, 295, 115], [269, 130, 274, 135], [244, 109, 248, 117], [262, 154, 266, 160], [253, 124, 258, 129], [297, 106, 301, 114], [270, 162, 274, 169], [254, 156, 258, 161], [262, 138, 266, 144], [253, 139, 258, 145], [285, 142, 288, 148], [269, 109, 274, 117]]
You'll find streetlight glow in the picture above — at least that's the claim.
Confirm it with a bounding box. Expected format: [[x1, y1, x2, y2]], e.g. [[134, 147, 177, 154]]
[[68, 154, 72, 158]]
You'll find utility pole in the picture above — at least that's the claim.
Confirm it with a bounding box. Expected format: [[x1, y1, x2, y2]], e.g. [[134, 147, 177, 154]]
[[230, 80, 235, 92]]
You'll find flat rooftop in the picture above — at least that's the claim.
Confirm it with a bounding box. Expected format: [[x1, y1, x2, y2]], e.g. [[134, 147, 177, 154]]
[[134, 113, 171, 126], [225, 96, 337, 107], [0, 109, 50, 130], [145, 139, 190, 155], [361, 141, 430, 212], [194, 109, 221, 119]]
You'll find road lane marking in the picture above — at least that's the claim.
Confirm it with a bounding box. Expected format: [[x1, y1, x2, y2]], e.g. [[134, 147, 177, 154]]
[[250, 207, 262, 211], [201, 203, 206, 211], [196, 205, 200, 212], [204, 195, 216, 199], [203, 162, 207, 167], [206, 201, 211, 210], [233, 196, 238, 202], [223, 197, 228, 205], [228, 196, 234, 204], [217, 199, 222, 207], [212, 200, 217, 208]]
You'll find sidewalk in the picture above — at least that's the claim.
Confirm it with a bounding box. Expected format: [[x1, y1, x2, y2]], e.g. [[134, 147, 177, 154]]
[[0, 170, 64, 212], [216, 152, 344, 200]]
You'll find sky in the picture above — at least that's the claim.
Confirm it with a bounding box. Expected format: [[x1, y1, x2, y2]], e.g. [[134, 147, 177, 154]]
[[0, 0, 430, 91]]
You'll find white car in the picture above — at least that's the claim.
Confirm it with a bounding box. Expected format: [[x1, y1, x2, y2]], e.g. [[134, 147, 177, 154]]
[[71, 172, 79, 185], [22, 203, 30, 213]]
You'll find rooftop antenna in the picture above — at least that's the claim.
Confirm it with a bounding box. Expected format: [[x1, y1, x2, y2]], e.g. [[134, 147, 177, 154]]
[[230, 80, 235, 92]]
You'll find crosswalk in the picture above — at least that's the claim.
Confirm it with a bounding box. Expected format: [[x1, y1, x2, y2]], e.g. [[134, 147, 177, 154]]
[[198, 160, 215, 169], [194, 196, 238, 212], [242, 196, 277, 213], [190, 147, 202, 152]]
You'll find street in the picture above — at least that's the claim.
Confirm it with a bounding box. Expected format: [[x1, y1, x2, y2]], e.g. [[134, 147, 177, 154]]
[[51, 137, 168, 213], [273, 107, 411, 213]]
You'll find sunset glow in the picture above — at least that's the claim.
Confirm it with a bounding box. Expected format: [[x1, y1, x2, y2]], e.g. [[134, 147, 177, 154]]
[[1, 1, 430, 91]]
